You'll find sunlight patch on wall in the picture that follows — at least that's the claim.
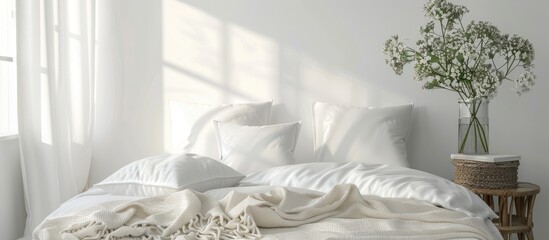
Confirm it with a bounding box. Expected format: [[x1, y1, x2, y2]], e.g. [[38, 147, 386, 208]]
[[228, 24, 278, 102], [162, 0, 225, 151], [162, 0, 224, 102], [161, 0, 280, 152]]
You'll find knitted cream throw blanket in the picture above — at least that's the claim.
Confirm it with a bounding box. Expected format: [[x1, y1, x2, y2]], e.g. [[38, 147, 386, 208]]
[[34, 184, 495, 240]]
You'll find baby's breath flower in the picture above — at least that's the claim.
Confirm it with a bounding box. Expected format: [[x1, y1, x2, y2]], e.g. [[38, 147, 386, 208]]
[[383, 36, 411, 75], [513, 71, 536, 96], [383, 0, 535, 100]]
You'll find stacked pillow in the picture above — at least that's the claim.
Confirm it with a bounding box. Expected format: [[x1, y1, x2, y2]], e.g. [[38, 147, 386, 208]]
[[96, 100, 414, 197], [169, 100, 301, 174], [168, 100, 273, 159], [214, 121, 301, 175]]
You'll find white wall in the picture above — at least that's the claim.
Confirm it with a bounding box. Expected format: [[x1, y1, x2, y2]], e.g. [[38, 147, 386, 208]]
[[0, 137, 26, 240], [93, 0, 549, 237]]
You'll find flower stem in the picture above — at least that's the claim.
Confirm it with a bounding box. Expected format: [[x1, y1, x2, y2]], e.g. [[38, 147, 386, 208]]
[[459, 117, 474, 153], [459, 98, 489, 153]]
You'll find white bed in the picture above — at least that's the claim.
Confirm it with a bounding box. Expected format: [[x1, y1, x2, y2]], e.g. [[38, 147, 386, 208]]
[[34, 102, 503, 239], [35, 159, 503, 240]]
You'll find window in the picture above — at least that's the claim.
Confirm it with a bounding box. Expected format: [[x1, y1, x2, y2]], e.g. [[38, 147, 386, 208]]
[[0, 0, 17, 136]]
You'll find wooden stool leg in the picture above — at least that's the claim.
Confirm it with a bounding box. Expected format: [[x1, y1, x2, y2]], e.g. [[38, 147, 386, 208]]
[[516, 197, 525, 220], [497, 195, 512, 239], [527, 195, 536, 240], [527, 230, 534, 240], [482, 194, 494, 209]]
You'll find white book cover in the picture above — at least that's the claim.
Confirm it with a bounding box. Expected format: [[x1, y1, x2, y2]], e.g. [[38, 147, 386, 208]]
[[450, 154, 521, 163]]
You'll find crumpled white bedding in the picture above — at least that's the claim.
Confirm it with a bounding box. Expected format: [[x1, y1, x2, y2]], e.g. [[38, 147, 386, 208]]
[[35, 184, 499, 240], [240, 162, 497, 219]]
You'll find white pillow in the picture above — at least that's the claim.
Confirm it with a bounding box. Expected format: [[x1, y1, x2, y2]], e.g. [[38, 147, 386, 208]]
[[214, 121, 302, 175], [313, 102, 413, 167], [169, 101, 272, 159], [94, 153, 244, 197]]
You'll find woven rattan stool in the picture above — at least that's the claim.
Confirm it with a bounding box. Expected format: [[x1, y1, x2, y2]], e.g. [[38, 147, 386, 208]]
[[470, 183, 540, 240]]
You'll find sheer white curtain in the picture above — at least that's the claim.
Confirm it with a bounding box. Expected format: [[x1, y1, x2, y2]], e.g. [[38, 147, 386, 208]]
[[17, 0, 95, 237]]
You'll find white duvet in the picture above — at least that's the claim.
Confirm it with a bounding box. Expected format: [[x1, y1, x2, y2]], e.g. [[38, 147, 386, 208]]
[[38, 162, 501, 240], [240, 162, 497, 219]]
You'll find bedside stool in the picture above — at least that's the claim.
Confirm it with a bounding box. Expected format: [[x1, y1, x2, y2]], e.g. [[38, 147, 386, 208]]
[[469, 182, 540, 240]]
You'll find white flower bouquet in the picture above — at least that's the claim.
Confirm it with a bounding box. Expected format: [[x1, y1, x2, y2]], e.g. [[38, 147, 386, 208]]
[[383, 0, 535, 153]]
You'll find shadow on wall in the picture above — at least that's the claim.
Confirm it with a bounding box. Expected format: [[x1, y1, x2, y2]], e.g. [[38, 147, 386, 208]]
[[160, 0, 409, 156]]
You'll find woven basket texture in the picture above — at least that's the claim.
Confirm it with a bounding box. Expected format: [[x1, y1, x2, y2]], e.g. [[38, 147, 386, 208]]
[[453, 159, 519, 189]]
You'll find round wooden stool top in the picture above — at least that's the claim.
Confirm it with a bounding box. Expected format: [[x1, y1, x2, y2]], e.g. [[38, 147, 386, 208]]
[[470, 182, 540, 196]]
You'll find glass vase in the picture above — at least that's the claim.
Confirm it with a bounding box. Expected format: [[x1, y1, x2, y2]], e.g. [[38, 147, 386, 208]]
[[458, 98, 489, 154]]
